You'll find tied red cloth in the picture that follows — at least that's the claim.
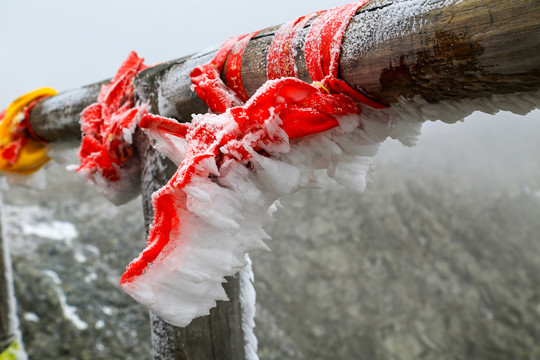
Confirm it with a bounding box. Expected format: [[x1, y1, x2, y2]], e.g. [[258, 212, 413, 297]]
[[189, 31, 260, 113], [122, 1, 381, 283], [77, 52, 148, 203], [303, 1, 387, 109], [122, 77, 361, 283]]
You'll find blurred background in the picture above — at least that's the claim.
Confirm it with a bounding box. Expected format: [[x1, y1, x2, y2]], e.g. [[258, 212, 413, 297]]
[[1, 1, 539, 359]]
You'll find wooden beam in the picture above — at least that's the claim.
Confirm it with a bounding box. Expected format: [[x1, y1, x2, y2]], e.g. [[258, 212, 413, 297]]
[[338, 0, 540, 103], [147, 280, 247, 360], [28, 0, 540, 139], [29, 81, 105, 142]]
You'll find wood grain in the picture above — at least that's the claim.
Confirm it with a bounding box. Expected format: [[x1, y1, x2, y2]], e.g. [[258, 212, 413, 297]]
[[29, 81, 105, 142]]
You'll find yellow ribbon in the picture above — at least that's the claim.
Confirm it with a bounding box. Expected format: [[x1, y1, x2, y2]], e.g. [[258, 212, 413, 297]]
[[0, 87, 57, 174], [0, 341, 23, 360]]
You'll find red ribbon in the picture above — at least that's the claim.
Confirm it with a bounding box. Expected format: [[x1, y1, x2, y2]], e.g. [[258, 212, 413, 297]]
[[77, 51, 147, 182], [268, 0, 387, 109], [303, 3, 364, 81], [267, 12, 321, 79], [23, 96, 49, 143], [125, 76, 362, 283], [225, 30, 261, 101], [122, 1, 391, 307], [190, 31, 260, 113]]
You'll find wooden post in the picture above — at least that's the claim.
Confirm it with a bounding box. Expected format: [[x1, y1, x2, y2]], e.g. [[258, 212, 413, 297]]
[[134, 67, 249, 359]]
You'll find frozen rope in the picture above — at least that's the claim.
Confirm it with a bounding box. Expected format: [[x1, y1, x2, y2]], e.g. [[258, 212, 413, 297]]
[[0, 87, 57, 175], [77, 51, 148, 205]]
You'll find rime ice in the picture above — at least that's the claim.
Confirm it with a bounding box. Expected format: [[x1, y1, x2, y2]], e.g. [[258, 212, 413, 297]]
[[119, 0, 540, 342], [77, 52, 148, 205], [120, 83, 422, 330]]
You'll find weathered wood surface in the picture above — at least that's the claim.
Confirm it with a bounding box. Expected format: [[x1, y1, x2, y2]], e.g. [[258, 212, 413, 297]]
[[29, 0, 540, 138], [135, 83, 248, 359], [29, 81, 105, 142], [154, 0, 540, 121], [148, 280, 246, 360], [340, 0, 540, 103]]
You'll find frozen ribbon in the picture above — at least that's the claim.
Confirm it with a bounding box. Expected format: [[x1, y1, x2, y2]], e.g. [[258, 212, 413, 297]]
[[121, 1, 387, 328], [225, 30, 262, 102], [303, 0, 387, 109], [122, 78, 363, 327], [0, 87, 57, 174], [267, 12, 321, 79], [77, 51, 148, 205], [190, 31, 260, 113]]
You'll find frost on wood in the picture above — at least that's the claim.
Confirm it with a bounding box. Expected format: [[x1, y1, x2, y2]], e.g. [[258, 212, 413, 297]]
[[343, 0, 464, 58], [393, 90, 540, 126]]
